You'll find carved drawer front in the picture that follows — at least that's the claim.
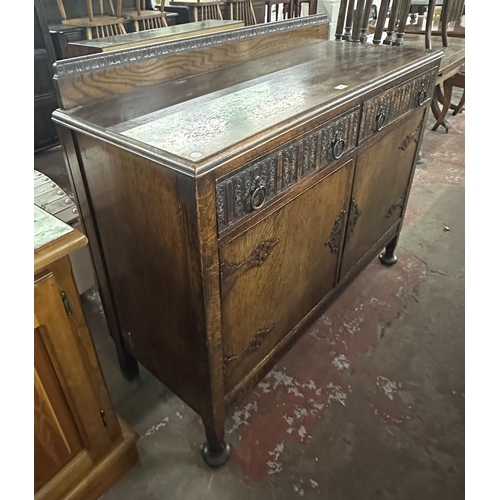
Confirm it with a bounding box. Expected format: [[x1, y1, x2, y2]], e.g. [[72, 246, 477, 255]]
[[216, 107, 360, 233], [220, 159, 354, 396], [340, 110, 425, 279], [359, 67, 438, 143]]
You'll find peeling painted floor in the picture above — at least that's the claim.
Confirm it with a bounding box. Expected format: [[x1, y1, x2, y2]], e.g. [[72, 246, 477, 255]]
[[35, 107, 465, 499]]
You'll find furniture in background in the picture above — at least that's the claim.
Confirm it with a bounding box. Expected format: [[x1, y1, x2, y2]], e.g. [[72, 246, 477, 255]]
[[122, 0, 169, 31], [53, 14, 441, 466], [34, 170, 95, 294], [335, 0, 465, 132], [292, 0, 317, 17], [169, 0, 224, 22], [224, 0, 257, 25], [34, 206, 138, 499], [35, 0, 59, 152], [55, 0, 127, 39], [66, 19, 244, 57], [265, 0, 293, 22]]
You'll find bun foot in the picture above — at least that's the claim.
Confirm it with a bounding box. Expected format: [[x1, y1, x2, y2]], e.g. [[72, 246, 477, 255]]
[[201, 442, 230, 468], [379, 252, 398, 266]]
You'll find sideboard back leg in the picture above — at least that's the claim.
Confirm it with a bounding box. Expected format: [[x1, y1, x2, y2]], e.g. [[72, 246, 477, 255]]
[[115, 340, 140, 381], [201, 420, 230, 468], [379, 235, 399, 266]]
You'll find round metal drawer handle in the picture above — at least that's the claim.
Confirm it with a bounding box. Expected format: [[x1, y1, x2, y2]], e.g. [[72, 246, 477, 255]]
[[251, 177, 267, 211], [417, 89, 427, 106], [331, 137, 346, 160], [376, 112, 386, 131]]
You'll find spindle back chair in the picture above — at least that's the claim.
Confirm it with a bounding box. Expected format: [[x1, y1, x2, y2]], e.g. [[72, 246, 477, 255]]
[[56, 0, 126, 39], [335, 0, 465, 132], [122, 0, 168, 32]]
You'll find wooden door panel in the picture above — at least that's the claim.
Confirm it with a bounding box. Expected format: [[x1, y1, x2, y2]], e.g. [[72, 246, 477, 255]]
[[34, 326, 83, 492], [221, 160, 354, 394], [340, 110, 425, 278], [34, 269, 118, 463]]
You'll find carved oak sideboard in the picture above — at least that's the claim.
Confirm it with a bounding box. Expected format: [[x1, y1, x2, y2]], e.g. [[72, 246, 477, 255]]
[[52, 14, 442, 467]]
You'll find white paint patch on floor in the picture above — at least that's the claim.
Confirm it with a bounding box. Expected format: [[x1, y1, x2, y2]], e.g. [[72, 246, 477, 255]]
[[267, 441, 285, 475], [332, 353, 350, 371], [143, 416, 170, 438], [228, 401, 258, 435], [376, 376, 402, 401]]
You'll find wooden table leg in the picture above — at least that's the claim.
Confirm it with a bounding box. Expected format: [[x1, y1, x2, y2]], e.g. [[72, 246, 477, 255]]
[[452, 90, 465, 115], [432, 79, 453, 132], [430, 85, 451, 133]]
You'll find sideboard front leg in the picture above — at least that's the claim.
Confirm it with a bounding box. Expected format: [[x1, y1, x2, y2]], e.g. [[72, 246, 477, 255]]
[[201, 419, 230, 468], [379, 235, 399, 266]]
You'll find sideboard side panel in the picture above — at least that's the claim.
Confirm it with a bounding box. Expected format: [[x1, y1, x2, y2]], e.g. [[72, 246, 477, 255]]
[[70, 133, 214, 418]]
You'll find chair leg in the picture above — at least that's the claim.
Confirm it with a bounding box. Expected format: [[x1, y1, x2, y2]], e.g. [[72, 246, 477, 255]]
[[452, 90, 465, 115], [431, 84, 451, 133], [436, 84, 460, 112]]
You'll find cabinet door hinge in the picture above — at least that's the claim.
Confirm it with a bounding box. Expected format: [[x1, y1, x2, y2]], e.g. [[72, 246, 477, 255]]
[[61, 291, 73, 316], [100, 409, 108, 427]]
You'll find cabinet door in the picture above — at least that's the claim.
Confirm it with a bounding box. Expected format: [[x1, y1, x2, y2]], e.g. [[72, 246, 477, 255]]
[[34, 265, 120, 494], [339, 110, 425, 278], [220, 160, 354, 395], [34, 324, 83, 493]]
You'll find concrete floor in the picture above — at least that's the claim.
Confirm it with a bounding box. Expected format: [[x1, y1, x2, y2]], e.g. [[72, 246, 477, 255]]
[[35, 108, 464, 499]]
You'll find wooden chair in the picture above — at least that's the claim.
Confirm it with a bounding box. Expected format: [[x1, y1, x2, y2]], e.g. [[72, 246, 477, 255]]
[[224, 0, 257, 26], [122, 0, 169, 31], [335, 0, 465, 132], [56, 0, 126, 39], [293, 0, 317, 17], [265, 0, 294, 22], [170, 1, 224, 22]]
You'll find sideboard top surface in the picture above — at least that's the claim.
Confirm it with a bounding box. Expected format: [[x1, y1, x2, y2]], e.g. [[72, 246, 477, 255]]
[[54, 41, 442, 176]]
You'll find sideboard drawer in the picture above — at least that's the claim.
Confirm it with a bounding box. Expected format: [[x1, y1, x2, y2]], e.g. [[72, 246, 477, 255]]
[[216, 107, 360, 234], [359, 67, 438, 143], [220, 159, 354, 395]]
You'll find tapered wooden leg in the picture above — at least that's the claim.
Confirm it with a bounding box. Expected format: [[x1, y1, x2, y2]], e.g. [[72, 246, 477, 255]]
[[379, 235, 398, 266], [115, 339, 140, 381], [201, 419, 230, 468], [430, 86, 450, 133], [432, 79, 453, 132]]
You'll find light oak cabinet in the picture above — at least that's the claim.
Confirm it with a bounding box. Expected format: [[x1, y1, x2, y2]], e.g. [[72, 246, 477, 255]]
[[34, 207, 138, 500]]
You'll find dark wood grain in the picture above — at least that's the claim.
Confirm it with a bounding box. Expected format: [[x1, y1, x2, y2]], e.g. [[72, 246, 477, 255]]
[[55, 21, 329, 109], [54, 21, 442, 462], [221, 160, 353, 393], [71, 134, 216, 420], [340, 109, 425, 278]]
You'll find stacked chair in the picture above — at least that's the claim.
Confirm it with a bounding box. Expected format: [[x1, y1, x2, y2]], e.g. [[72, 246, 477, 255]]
[[335, 0, 465, 132]]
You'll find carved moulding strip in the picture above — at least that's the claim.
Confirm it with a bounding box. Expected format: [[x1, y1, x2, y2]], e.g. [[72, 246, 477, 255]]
[[325, 209, 346, 254], [54, 14, 329, 78], [220, 239, 279, 299], [359, 67, 438, 141], [223, 325, 275, 365], [216, 107, 360, 232], [345, 199, 362, 242]]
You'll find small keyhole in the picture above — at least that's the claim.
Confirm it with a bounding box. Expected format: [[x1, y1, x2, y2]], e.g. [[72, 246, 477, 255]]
[[100, 409, 108, 427]]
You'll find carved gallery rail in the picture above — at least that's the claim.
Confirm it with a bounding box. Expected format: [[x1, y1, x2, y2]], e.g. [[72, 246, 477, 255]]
[[52, 14, 443, 467]]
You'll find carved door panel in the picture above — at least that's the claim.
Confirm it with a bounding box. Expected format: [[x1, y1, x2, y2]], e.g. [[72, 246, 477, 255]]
[[34, 323, 83, 493], [220, 160, 354, 395], [339, 110, 425, 279]]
